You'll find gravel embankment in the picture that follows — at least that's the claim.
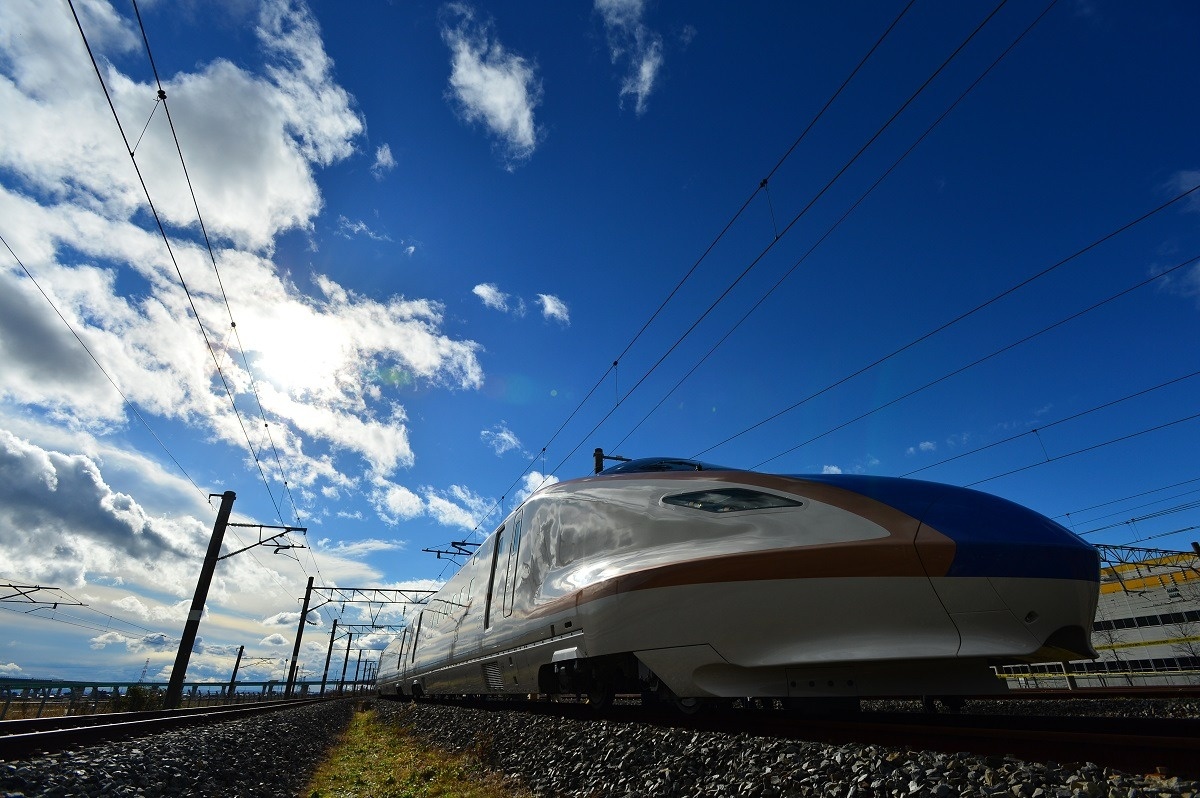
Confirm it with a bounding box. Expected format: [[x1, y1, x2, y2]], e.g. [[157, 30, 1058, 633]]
[[0, 700, 355, 797], [378, 699, 1200, 798]]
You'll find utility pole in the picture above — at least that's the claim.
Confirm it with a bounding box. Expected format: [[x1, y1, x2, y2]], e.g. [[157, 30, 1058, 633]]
[[285, 577, 315, 697], [338, 632, 354, 693], [319, 619, 339, 695], [166, 491, 235, 709], [226, 645, 245, 698]]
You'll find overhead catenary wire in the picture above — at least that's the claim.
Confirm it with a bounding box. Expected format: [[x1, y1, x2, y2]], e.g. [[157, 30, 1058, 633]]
[[612, 0, 1061, 455], [549, 0, 1015, 480], [694, 181, 1200, 462], [1058, 481, 1200, 531], [65, 0, 278, 513], [748, 253, 1200, 469], [0, 232, 208, 503], [463, 0, 923, 533], [896, 369, 1200, 478], [963, 411, 1200, 488], [125, 0, 328, 604]]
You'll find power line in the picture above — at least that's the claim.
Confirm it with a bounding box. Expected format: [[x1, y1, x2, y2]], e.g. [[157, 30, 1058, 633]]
[[67, 0, 285, 528], [0, 232, 207, 502], [125, 0, 327, 601], [897, 369, 1200, 478], [1059, 482, 1200, 533], [964, 411, 1200, 488], [549, 0, 1014, 479], [465, 0, 924, 532], [748, 252, 1199, 469], [693, 182, 1200, 462], [612, 0, 1061, 454]]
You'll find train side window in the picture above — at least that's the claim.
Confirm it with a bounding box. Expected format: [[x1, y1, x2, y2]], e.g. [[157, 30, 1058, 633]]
[[397, 627, 409, 669], [409, 611, 424, 663], [503, 511, 523, 617], [484, 526, 506, 630]]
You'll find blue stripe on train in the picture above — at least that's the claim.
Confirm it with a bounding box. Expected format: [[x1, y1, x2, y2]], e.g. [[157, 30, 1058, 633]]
[[790, 474, 1101, 582]]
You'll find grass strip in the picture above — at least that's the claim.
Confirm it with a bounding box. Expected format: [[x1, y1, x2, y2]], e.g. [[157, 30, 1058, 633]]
[[304, 704, 529, 798]]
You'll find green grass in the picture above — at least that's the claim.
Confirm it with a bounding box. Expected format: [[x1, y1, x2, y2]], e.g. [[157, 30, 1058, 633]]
[[304, 705, 529, 798]]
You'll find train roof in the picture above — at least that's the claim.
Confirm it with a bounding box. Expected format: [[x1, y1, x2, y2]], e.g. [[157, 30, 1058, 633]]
[[597, 457, 740, 475]]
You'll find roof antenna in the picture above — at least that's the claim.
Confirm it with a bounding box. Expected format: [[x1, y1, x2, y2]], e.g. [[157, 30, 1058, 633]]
[[594, 448, 631, 474]]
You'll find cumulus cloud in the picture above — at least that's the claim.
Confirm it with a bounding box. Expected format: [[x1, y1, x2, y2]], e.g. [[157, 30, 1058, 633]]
[[370, 481, 425, 525], [0, 662, 23, 675], [821, 465, 843, 474], [906, 441, 937, 456], [0, 0, 485, 506], [370, 143, 396, 179], [441, 4, 543, 168], [89, 631, 175, 652], [424, 483, 494, 530], [537, 294, 570, 325], [481, 421, 523, 456], [515, 471, 557, 503], [0, 429, 198, 588], [594, 0, 665, 115], [260, 633, 290, 646]]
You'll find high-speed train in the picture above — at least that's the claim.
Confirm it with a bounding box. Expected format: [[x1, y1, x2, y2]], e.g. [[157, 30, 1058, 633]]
[[376, 458, 1099, 706]]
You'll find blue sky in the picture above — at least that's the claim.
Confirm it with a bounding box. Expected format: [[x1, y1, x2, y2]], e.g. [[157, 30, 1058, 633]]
[[1, 0, 1197, 684]]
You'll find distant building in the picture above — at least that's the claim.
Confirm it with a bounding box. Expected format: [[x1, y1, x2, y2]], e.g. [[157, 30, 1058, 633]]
[[1002, 544, 1200, 688]]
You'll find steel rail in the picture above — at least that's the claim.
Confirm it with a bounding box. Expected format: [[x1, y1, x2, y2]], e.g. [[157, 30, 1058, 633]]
[[0, 697, 341, 759]]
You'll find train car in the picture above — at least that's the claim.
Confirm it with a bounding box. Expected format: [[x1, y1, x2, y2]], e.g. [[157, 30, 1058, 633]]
[[376, 458, 1100, 706]]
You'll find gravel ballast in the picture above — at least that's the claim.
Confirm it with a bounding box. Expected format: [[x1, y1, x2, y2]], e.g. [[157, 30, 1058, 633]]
[[378, 699, 1200, 798], [0, 700, 355, 797]]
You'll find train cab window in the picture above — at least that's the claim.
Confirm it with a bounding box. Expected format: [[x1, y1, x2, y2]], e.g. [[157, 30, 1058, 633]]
[[663, 488, 802, 513]]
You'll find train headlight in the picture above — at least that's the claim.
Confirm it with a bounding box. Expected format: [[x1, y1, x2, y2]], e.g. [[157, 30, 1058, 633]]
[[662, 488, 802, 513]]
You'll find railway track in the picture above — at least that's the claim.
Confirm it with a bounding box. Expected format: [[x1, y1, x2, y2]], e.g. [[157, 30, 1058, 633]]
[[0, 696, 336, 758], [398, 695, 1200, 778], [722, 709, 1200, 778]]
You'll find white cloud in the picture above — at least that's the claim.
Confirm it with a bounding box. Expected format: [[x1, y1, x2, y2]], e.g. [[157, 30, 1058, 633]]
[[441, 4, 543, 168], [0, 2, 483, 510], [537, 293, 570, 325], [905, 441, 937, 456], [370, 143, 396, 179], [424, 483, 494, 530], [594, 0, 665, 115], [317, 537, 408, 557], [821, 465, 842, 474], [89, 631, 175, 652], [370, 481, 424, 525], [481, 421, 523, 456], [0, 662, 23, 675], [336, 215, 392, 241], [473, 282, 527, 316], [473, 282, 511, 311], [111, 595, 191, 623], [260, 633, 290, 646], [0, 429, 200, 589], [515, 471, 557, 504]]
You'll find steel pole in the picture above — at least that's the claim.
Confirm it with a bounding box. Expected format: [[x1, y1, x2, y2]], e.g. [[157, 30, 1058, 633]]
[[338, 632, 354, 693], [226, 645, 244, 699], [285, 577, 315, 697], [166, 491, 235, 709], [319, 619, 338, 695]]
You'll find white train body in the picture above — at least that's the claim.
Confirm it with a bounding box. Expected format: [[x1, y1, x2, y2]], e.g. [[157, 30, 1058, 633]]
[[376, 459, 1099, 701]]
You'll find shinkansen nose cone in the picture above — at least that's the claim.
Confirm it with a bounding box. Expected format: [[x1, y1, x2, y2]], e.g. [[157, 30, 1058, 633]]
[[794, 474, 1101, 661]]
